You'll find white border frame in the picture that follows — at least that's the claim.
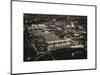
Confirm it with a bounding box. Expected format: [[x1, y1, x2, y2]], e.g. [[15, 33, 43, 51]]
[[11, 0, 97, 74]]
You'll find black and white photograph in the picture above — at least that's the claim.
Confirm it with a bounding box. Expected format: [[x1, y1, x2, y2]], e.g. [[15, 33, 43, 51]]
[[0, 0, 98, 75], [12, 1, 96, 74], [24, 14, 87, 61]]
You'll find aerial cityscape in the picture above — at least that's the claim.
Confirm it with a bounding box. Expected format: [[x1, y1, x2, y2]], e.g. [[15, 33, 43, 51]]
[[24, 13, 87, 61]]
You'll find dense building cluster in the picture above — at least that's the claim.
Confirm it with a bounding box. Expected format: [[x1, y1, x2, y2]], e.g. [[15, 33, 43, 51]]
[[24, 14, 87, 61]]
